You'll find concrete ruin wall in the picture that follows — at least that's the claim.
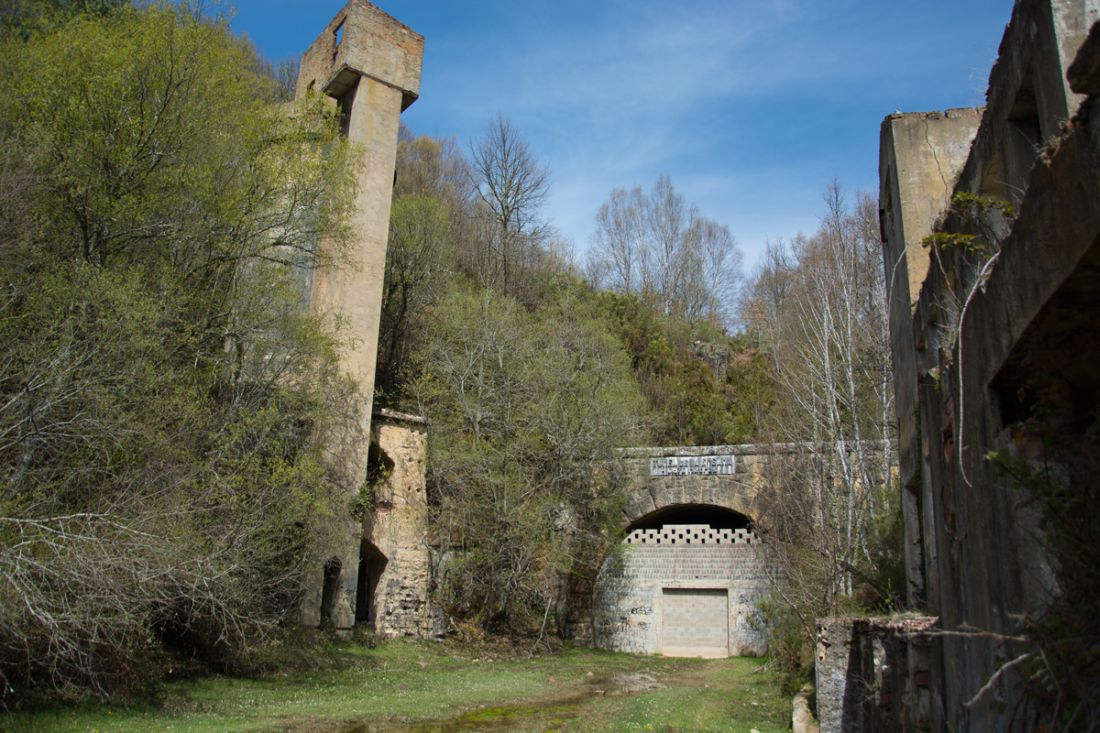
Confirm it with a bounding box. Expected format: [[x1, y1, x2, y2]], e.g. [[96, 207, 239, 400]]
[[873, 1, 1100, 729], [816, 617, 936, 733], [879, 109, 982, 606], [293, 1, 424, 628], [362, 409, 440, 638]]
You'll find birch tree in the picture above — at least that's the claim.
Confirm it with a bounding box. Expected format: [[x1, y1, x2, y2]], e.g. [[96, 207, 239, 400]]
[[745, 185, 899, 629]]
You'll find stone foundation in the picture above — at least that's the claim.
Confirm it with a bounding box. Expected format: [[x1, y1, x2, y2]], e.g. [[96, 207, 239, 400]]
[[361, 409, 439, 638]]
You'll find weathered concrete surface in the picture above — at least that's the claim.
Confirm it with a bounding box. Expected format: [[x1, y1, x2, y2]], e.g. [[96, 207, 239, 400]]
[[294, 1, 423, 628], [879, 110, 982, 606], [880, 109, 983, 310], [816, 616, 936, 733], [879, 1, 1100, 729], [815, 618, 861, 733], [362, 409, 439, 638]]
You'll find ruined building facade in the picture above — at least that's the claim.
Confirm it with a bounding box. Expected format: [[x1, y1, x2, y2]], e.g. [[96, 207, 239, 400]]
[[583, 445, 780, 658], [292, 1, 435, 636], [844, 0, 1100, 729]]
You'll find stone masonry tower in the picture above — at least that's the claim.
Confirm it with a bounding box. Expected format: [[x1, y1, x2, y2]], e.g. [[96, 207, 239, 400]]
[[294, 1, 423, 627]]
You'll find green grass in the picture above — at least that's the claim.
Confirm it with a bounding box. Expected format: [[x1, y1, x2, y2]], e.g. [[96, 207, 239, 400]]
[[4, 640, 791, 732]]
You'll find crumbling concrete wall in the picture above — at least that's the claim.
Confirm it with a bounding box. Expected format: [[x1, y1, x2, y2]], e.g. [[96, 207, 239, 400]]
[[293, 1, 423, 628], [362, 409, 439, 638], [879, 110, 981, 607], [816, 617, 936, 733], [877, 0, 1100, 729]]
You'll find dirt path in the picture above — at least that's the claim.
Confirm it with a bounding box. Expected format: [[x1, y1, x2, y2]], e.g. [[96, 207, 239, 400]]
[[288, 659, 782, 733]]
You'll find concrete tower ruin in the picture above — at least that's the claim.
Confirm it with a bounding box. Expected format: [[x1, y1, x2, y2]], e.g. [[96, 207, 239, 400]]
[[293, 1, 424, 629]]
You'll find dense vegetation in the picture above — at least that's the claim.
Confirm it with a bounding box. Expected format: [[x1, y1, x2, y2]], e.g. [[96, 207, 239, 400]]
[[377, 115, 899, 665], [0, 2, 356, 702], [373, 124, 789, 637], [0, 0, 901, 710]]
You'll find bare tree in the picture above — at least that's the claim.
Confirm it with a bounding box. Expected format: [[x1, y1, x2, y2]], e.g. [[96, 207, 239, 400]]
[[468, 114, 549, 297], [588, 176, 742, 326], [744, 185, 899, 627], [590, 185, 646, 294]]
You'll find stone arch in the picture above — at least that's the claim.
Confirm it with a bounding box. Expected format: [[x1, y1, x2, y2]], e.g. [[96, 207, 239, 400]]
[[621, 480, 761, 531], [626, 503, 753, 533]]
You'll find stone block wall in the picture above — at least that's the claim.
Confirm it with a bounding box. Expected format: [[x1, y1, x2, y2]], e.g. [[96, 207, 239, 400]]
[[590, 524, 774, 656], [363, 409, 438, 638], [617, 445, 771, 525]]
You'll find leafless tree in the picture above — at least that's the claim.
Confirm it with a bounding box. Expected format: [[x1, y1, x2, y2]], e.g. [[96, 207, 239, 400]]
[[588, 176, 742, 327], [468, 114, 549, 298], [745, 185, 898, 623]]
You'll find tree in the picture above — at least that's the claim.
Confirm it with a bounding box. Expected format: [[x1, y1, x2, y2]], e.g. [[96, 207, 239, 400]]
[[412, 284, 644, 635], [588, 176, 742, 327], [375, 133, 471, 399], [468, 114, 549, 298], [0, 4, 355, 700], [741, 185, 900, 685]]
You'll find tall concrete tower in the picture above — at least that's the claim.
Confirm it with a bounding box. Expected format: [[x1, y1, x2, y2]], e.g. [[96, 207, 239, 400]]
[[294, 1, 423, 628]]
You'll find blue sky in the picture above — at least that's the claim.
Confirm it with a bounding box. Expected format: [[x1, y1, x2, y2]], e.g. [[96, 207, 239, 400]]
[[226, 0, 1012, 272]]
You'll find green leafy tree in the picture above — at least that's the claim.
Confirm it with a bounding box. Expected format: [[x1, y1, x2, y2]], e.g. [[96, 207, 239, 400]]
[[375, 133, 469, 399], [412, 285, 644, 635], [0, 4, 355, 700]]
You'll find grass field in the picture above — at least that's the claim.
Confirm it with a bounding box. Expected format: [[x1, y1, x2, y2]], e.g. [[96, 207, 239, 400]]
[[4, 639, 790, 732]]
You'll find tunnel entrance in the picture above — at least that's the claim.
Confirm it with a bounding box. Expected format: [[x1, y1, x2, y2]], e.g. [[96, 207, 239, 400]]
[[590, 503, 771, 658], [626, 503, 752, 532]]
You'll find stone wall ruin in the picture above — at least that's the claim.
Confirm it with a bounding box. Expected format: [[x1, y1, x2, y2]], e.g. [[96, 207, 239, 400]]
[[857, 0, 1100, 729], [360, 409, 441, 638]]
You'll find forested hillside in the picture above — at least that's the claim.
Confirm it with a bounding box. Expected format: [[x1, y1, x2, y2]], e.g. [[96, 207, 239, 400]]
[[0, 1, 357, 700], [0, 0, 899, 706], [376, 121, 899, 649]]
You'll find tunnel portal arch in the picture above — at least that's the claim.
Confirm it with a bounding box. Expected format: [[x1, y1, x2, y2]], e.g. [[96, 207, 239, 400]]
[[625, 503, 753, 533], [587, 446, 784, 659]]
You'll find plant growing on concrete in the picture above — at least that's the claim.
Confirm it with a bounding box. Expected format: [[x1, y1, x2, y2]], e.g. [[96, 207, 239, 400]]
[[922, 191, 1017, 486]]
